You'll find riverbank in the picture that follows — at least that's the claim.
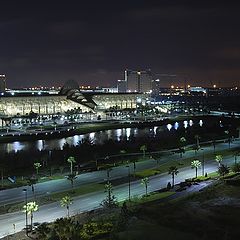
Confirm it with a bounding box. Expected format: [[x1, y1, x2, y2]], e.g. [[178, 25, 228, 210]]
[[0, 114, 232, 143]]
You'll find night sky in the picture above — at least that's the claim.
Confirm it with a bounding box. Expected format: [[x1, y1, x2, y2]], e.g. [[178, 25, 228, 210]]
[[1, 0, 240, 88]]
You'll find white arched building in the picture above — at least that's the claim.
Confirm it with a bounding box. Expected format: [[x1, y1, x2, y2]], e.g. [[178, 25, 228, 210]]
[[0, 91, 144, 117]]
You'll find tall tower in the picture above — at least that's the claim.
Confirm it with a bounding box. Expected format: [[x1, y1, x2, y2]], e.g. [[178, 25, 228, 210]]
[[0, 75, 6, 92], [117, 79, 127, 93], [126, 69, 152, 93]]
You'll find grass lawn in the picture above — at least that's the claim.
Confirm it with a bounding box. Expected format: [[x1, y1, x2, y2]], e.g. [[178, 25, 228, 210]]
[[1, 175, 64, 190], [0, 183, 103, 215], [133, 168, 161, 178], [48, 183, 103, 201], [119, 191, 175, 208], [134, 148, 236, 179], [137, 191, 175, 203]]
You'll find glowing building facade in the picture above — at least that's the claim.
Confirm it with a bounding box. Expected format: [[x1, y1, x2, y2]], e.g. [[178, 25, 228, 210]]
[[0, 81, 144, 117]]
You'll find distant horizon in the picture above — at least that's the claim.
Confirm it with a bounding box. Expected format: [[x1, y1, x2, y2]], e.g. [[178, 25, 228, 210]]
[[4, 79, 240, 90], [3, 73, 240, 89]]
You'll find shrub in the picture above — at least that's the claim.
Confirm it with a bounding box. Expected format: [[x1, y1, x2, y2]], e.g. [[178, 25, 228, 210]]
[[218, 164, 230, 177], [231, 163, 240, 173], [81, 221, 113, 239]]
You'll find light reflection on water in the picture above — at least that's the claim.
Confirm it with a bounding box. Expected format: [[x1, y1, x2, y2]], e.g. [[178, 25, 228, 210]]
[[7, 141, 25, 153], [37, 140, 44, 151], [1, 119, 205, 153], [59, 138, 67, 150], [73, 135, 84, 145], [89, 132, 95, 142], [189, 120, 193, 126], [126, 128, 131, 140], [116, 129, 122, 141], [166, 124, 172, 131]]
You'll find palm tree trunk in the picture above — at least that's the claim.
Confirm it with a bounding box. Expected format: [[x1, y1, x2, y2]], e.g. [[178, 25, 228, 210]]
[[67, 206, 69, 218], [145, 185, 147, 196], [195, 168, 198, 178], [30, 213, 33, 231], [172, 174, 174, 187]]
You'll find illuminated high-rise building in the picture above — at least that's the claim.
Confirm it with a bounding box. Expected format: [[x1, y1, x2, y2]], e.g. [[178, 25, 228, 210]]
[[152, 79, 161, 95], [117, 79, 127, 93], [0, 74, 6, 92], [125, 69, 153, 93]]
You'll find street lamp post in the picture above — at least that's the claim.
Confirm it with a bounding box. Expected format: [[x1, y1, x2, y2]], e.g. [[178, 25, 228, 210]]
[[126, 165, 131, 201], [201, 149, 205, 176], [22, 188, 28, 235], [1, 169, 3, 189], [106, 168, 112, 183]]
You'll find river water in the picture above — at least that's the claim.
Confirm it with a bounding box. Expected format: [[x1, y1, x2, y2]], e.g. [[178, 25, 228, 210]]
[[0, 119, 208, 153]]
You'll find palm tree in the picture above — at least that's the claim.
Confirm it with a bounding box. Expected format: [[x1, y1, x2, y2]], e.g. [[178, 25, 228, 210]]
[[179, 137, 186, 147], [67, 156, 76, 174], [194, 135, 200, 149], [215, 154, 223, 166], [191, 160, 202, 178], [101, 181, 117, 208], [233, 151, 240, 164], [60, 195, 73, 217], [179, 137, 186, 157], [0, 166, 4, 189], [141, 177, 149, 196], [23, 201, 39, 231], [212, 139, 216, 153], [120, 149, 126, 164], [140, 145, 147, 158], [26, 177, 38, 197], [225, 130, 231, 149], [67, 173, 77, 190], [34, 162, 42, 175], [168, 166, 179, 188], [218, 164, 230, 177]]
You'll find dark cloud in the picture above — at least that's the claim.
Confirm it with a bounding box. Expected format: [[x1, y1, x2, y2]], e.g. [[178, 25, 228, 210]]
[[0, 0, 240, 87]]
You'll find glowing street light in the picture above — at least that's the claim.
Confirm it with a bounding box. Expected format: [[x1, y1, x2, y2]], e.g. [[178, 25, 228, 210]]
[[22, 189, 28, 235]]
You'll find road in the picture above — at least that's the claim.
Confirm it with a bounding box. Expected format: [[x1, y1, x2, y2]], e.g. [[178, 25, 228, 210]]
[[0, 140, 239, 238], [0, 140, 239, 206]]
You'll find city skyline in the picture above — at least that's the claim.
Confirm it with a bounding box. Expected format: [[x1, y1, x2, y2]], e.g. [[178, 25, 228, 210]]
[[1, 1, 240, 88]]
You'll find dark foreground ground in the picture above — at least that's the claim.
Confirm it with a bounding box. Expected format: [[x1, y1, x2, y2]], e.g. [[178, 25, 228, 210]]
[[119, 181, 240, 240], [3, 178, 240, 240]]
